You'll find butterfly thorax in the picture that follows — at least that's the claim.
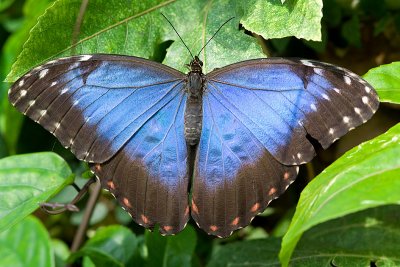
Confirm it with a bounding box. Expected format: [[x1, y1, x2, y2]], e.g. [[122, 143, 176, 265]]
[[184, 56, 204, 146]]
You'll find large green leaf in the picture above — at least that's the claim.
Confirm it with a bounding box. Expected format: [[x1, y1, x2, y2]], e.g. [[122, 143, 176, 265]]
[[6, 0, 323, 81], [208, 205, 400, 266], [0, 216, 54, 267], [280, 123, 400, 266], [291, 205, 400, 266], [238, 0, 323, 41], [145, 225, 197, 267], [70, 225, 138, 267], [161, 0, 264, 73], [364, 61, 400, 104], [207, 238, 281, 267], [0, 152, 73, 233]]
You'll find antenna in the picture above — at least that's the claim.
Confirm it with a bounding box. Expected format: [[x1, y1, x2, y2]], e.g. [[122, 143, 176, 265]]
[[197, 17, 235, 57], [161, 13, 195, 60]]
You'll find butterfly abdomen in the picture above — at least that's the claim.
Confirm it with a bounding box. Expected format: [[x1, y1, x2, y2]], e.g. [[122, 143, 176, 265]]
[[184, 72, 204, 146]]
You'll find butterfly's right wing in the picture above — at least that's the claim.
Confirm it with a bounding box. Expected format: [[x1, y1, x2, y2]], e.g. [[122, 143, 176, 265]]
[[9, 55, 190, 234]]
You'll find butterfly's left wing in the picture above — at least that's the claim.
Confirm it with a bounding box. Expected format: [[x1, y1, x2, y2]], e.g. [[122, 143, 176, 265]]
[[192, 58, 379, 237], [9, 55, 190, 234]]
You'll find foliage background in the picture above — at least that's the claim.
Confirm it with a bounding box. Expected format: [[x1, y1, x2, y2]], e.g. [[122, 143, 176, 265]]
[[0, 0, 399, 266]]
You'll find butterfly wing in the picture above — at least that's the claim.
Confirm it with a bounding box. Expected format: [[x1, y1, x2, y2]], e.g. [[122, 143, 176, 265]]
[[9, 55, 190, 234], [192, 58, 379, 237]]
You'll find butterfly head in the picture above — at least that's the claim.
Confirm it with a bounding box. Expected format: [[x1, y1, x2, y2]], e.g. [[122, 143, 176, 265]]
[[187, 56, 203, 73]]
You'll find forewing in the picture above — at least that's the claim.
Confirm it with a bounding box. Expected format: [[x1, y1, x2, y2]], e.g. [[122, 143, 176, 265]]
[[191, 58, 379, 237], [8, 54, 185, 163]]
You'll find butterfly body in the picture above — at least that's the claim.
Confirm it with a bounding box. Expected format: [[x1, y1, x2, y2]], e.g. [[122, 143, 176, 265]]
[[9, 54, 379, 237], [184, 56, 204, 146]]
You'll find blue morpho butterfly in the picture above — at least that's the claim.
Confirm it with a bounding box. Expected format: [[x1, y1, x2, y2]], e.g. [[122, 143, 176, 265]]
[[8, 21, 379, 238]]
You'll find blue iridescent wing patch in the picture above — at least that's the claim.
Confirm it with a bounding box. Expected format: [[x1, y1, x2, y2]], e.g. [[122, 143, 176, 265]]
[[9, 55, 190, 234], [191, 58, 379, 237]]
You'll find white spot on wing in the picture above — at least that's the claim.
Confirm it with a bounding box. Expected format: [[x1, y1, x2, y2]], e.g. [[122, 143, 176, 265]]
[[28, 100, 35, 107], [60, 88, 69, 95], [343, 116, 350, 124], [19, 80, 24, 87], [39, 69, 49, 79], [322, 93, 330, 100], [365, 86, 371, 93], [334, 88, 340, 94], [314, 68, 324, 75], [37, 110, 47, 121], [354, 107, 361, 114], [70, 62, 80, 69], [310, 103, 317, 111], [300, 59, 315, 67], [54, 122, 61, 130], [79, 55, 92, 61], [20, 90, 27, 97], [362, 96, 369, 104], [344, 76, 351, 85], [297, 153, 302, 159], [51, 81, 58, 87], [329, 128, 334, 135]]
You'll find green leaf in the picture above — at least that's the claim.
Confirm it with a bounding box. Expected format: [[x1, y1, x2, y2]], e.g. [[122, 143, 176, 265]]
[[7, 0, 265, 79], [208, 206, 400, 266], [163, 0, 264, 73], [291, 205, 400, 266], [364, 61, 400, 103], [70, 225, 138, 267], [0, 216, 54, 267], [0, 152, 73, 233], [207, 238, 281, 267], [280, 123, 400, 266], [238, 0, 323, 41], [145, 225, 197, 267], [52, 239, 70, 267], [6, 0, 174, 81]]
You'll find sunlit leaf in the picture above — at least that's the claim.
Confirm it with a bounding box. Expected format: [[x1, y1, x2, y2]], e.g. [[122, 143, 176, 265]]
[[280, 124, 400, 266], [364, 61, 400, 103], [238, 0, 323, 41]]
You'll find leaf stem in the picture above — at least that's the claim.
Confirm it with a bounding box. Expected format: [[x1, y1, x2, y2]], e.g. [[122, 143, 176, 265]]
[[70, 179, 101, 253]]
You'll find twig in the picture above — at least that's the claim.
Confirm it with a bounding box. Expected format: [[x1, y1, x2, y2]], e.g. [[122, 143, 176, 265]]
[[71, 0, 89, 55], [70, 179, 101, 253]]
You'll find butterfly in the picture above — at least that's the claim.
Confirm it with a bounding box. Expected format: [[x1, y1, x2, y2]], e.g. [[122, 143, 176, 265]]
[[8, 53, 379, 237]]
